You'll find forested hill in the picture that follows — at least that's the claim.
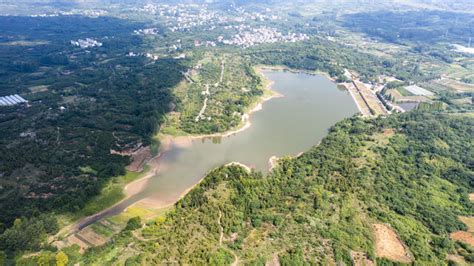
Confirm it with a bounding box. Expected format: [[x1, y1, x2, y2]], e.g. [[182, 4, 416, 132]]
[[0, 16, 185, 234], [75, 112, 474, 265]]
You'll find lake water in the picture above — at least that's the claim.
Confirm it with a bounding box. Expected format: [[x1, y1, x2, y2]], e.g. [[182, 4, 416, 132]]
[[78, 70, 358, 229]]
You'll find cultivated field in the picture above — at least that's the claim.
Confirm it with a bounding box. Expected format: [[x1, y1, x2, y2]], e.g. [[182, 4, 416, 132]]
[[436, 78, 474, 93], [386, 88, 429, 103]]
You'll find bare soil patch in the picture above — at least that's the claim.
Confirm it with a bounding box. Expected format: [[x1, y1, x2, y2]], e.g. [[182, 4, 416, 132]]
[[66, 235, 89, 253], [469, 193, 474, 201], [126, 146, 152, 172], [265, 253, 280, 266], [451, 231, 474, 247], [451, 216, 474, 247], [28, 85, 49, 93], [373, 224, 412, 263], [382, 128, 396, 137], [76, 227, 108, 247], [459, 216, 474, 232]]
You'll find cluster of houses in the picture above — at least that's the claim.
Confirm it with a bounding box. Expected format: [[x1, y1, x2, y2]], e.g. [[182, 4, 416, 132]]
[[127, 51, 159, 61], [136, 4, 220, 32], [0, 94, 27, 106], [218, 26, 309, 48], [31, 9, 107, 18], [136, 4, 281, 34], [134, 28, 159, 36], [70, 38, 102, 49]]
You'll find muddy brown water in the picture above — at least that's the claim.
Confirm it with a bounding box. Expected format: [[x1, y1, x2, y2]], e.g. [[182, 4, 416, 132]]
[[78, 70, 358, 229]]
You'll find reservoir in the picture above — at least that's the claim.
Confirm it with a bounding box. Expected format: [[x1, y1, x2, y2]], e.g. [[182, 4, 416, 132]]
[[78, 70, 358, 229]]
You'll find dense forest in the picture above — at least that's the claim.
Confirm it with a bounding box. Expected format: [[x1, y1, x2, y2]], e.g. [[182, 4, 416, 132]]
[[244, 39, 436, 84], [343, 11, 474, 46], [0, 16, 185, 247], [59, 111, 473, 265]]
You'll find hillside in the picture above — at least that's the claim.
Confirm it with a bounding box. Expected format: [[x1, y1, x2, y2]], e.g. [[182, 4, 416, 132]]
[[54, 112, 474, 265]]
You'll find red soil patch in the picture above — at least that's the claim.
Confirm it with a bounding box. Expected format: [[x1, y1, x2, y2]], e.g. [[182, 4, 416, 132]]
[[373, 224, 412, 263], [382, 128, 395, 136], [450, 216, 474, 247], [451, 231, 474, 247]]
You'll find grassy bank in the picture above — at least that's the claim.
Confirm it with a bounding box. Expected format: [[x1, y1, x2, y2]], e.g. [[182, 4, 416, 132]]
[[58, 166, 150, 226]]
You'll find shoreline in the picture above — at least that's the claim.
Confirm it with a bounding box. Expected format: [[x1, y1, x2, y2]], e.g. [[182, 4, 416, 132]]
[[225, 162, 252, 173], [62, 65, 358, 237], [256, 64, 337, 82], [133, 161, 253, 210], [268, 151, 305, 172], [161, 67, 283, 142], [124, 67, 280, 206], [257, 65, 365, 116], [63, 67, 281, 233]]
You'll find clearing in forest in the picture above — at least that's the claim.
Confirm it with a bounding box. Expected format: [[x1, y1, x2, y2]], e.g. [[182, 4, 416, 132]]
[[451, 216, 474, 247], [373, 224, 412, 263], [459, 216, 474, 232], [451, 231, 474, 247]]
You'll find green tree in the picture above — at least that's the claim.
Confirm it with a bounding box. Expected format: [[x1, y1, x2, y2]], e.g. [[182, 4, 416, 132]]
[[125, 217, 142, 231], [37, 252, 53, 266], [55, 251, 69, 266]]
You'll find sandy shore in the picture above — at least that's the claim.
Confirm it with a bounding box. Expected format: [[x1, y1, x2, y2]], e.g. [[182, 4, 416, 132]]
[[226, 162, 252, 173], [133, 161, 252, 210], [268, 156, 279, 171], [168, 75, 282, 141], [268, 151, 305, 172]]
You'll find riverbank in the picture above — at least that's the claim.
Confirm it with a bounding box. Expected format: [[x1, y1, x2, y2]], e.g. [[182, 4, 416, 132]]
[[123, 67, 281, 209], [159, 66, 282, 141], [64, 65, 356, 232], [134, 161, 252, 210], [268, 151, 305, 172], [60, 67, 281, 234]]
